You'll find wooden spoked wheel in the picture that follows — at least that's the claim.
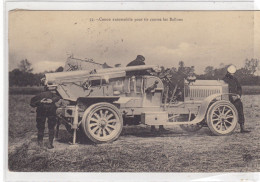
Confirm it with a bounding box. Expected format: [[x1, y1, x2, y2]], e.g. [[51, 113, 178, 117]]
[[207, 101, 238, 135], [82, 102, 123, 143]]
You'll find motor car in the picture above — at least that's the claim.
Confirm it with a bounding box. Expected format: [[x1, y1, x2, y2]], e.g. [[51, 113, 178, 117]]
[[44, 65, 239, 144]]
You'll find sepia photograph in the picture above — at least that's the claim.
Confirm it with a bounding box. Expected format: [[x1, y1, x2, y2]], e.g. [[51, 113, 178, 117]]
[[7, 10, 260, 174]]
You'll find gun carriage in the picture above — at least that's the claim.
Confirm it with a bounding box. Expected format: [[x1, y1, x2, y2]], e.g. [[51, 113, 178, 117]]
[[44, 65, 239, 144]]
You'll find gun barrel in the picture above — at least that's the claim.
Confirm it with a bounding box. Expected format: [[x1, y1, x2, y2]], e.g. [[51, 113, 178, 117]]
[[45, 70, 90, 84], [44, 65, 159, 84], [95, 65, 159, 74]]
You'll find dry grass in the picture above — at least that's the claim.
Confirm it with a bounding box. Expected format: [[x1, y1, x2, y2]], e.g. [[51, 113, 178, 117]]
[[242, 86, 260, 95], [8, 95, 37, 143], [8, 95, 260, 172]]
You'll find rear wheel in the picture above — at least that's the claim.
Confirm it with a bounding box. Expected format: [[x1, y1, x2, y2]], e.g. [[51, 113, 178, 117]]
[[207, 101, 238, 135], [82, 102, 123, 143]]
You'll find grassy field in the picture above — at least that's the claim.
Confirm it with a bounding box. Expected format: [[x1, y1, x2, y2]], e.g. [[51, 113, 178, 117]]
[[242, 86, 260, 95], [8, 95, 260, 172]]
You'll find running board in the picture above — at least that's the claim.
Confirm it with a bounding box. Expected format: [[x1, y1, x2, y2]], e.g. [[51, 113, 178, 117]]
[[141, 112, 203, 126]]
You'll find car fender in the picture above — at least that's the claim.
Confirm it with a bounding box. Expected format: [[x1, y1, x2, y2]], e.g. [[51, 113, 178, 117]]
[[191, 93, 239, 124]]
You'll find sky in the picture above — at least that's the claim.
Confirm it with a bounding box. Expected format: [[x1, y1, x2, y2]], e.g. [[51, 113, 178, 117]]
[[8, 11, 260, 74]]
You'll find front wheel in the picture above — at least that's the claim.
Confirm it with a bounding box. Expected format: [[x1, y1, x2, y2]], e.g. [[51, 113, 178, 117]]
[[207, 101, 238, 135], [82, 102, 123, 143]]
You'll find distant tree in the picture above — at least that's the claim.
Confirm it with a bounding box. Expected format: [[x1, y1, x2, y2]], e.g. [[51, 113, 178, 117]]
[[178, 61, 184, 69], [196, 59, 260, 85], [18, 59, 33, 73], [214, 65, 229, 79], [233, 59, 259, 85], [204, 66, 214, 76], [33, 73, 45, 86], [177, 61, 195, 76], [9, 68, 36, 86], [9, 69, 23, 86], [244, 58, 259, 75], [197, 64, 230, 80], [10, 59, 44, 86]]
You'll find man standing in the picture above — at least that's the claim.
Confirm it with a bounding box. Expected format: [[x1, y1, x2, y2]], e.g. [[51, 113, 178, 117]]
[[223, 65, 250, 133], [30, 89, 61, 148]]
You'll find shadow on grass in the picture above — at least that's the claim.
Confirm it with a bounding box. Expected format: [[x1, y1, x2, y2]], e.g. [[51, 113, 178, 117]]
[[54, 125, 214, 146], [121, 125, 213, 138], [55, 129, 95, 145]]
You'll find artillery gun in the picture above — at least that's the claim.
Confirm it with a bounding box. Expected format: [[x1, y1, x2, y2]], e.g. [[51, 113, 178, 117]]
[[44, 65, 239, 144]]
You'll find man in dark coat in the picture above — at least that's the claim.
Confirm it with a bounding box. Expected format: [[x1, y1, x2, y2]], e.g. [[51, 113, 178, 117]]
[[127, 55, 146, 66], [126, 55, 148, 76], [30, 90, 61, 148], [223, 65, 250, 133]]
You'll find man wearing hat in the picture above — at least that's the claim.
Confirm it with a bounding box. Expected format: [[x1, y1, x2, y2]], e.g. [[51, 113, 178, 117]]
[[223, 65, 250, 133], [127, 55, 146, 67], [30, 87, 62, 149], [126, 55, 150, 76]]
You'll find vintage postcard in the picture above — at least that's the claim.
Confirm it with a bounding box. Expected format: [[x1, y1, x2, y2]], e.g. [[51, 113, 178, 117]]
[[6, 9, 260, 181]]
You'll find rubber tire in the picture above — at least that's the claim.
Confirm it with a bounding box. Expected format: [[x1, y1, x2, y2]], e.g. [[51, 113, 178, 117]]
[[207, 100, 238, 136], [82, 102, 123, 143]]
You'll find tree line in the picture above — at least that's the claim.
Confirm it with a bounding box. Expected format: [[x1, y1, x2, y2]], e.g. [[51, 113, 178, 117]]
[[9, 59, 64, 87], [9, 58, 260, 87], [197, 58, 259, 85]]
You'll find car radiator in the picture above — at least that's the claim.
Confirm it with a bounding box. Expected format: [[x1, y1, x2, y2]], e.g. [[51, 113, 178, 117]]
[[184, 80, 228, 101]]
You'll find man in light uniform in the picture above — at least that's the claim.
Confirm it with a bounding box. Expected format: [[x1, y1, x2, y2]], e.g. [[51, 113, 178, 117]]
[[223, 65, 250, 133]]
